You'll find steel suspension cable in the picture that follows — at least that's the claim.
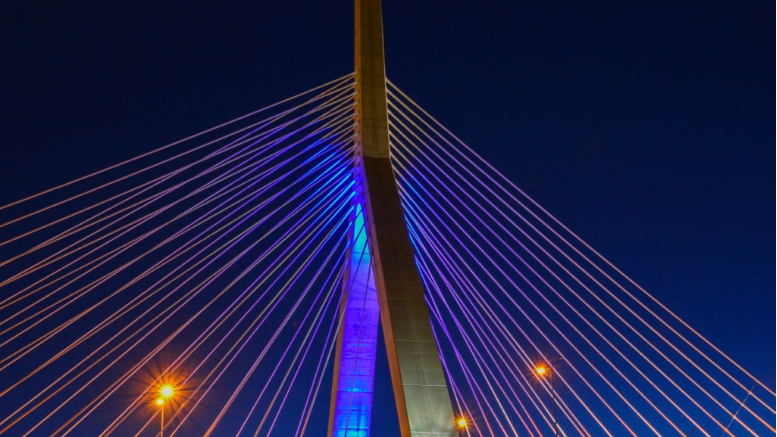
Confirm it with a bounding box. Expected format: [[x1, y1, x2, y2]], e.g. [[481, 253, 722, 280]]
[[0, 73, 354, 213], [386, 80, 774, 401]]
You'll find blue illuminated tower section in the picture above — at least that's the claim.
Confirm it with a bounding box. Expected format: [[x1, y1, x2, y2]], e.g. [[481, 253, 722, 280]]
[[328, 0, 457, 436], [329, 203, 380, 436]]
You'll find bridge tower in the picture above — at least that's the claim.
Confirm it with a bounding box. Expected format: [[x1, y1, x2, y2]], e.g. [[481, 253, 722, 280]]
[[327, 1, 458, 436]]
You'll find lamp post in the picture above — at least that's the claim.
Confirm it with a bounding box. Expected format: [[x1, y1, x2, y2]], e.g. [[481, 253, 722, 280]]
[[157, 384, 174, 437], [456, 414, 469, 434], [536, 363, 559, 437]]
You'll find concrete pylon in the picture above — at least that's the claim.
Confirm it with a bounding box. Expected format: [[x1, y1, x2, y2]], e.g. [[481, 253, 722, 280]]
[[327, 1, 458, 436]]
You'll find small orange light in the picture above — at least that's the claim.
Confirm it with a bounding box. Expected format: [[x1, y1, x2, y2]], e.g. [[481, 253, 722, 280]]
[[456, 416, 468, 429], [156, 398, 164, 406], [536, 365, 547, 376], [161, 385, 174, 398]]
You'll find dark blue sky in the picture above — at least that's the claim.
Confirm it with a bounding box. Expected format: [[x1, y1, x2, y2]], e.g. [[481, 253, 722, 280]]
[[0, 0, 773, 433]]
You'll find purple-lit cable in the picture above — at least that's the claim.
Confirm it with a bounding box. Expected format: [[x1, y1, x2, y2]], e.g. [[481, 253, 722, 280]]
[[3, 148, 354, 434], [0, 74, 354, 218], [0, 88, 356, 308], [0, 115, 354, 339], [392, 95, 748, 432], [388, 103, 768, 435], [0, 143, 354, 428], [0, 123, 353, 341], [408, 207, 592, 437], [0, 94, 355, 335], [59, 178, 353, 437], [390, 136, 690, 435], [83, 164, 355, 436], [409, 215, 559, 437], [0, 91, 356, 286], [0, 137, 354, 377], [179, 196, 353, 436], [388, 81, 774, 406], [396, 178, 624, 436]]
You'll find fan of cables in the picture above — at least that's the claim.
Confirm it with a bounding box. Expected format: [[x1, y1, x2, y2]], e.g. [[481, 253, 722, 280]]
[[387, 80, 775, 437], [0, 71, 772, 437], [0, 74, 359, 436]]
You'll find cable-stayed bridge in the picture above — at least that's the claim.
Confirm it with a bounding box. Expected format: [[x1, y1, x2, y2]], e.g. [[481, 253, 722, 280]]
[[0, 2, 773, 436]]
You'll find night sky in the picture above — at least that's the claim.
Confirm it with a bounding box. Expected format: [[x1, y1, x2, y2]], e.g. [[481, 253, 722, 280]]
[[0, 0, 773, 434]]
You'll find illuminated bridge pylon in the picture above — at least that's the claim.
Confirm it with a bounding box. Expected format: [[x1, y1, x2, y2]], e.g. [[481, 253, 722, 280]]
[[328, 1, 457, 436]]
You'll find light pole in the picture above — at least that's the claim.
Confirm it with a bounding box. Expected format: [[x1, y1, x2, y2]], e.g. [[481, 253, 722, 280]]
[[536, 363, 559, 437], [157, 384, 174, 437], [456, 414, 470, 434]]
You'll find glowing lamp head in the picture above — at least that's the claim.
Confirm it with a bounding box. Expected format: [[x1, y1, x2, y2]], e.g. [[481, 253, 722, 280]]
[[155, 398, 164, 406], [161, 385, 174, 398], [536, 365, 547, 376], [456, 416, 468, 429]]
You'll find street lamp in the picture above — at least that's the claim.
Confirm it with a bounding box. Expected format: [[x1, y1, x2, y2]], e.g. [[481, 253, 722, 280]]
[[157, 384, 175, 437], [536, 363, 559, 437], [455, 414, 470, 435]]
